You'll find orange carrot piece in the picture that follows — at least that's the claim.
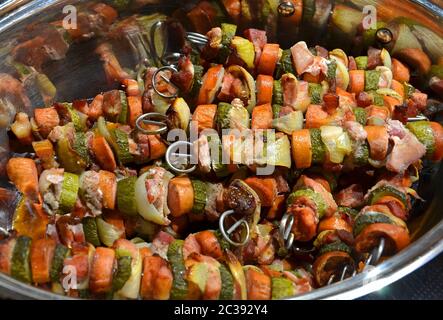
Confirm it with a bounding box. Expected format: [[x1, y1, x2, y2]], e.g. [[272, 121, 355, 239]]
[[30, 238, 57, 284], [32, 139, 57, 169], [34, 107, 60, 138], [194, 230, 223, 260], [245, 268, 271, 300], [305, 105, 330, 128], [88, 94, 104, 121], [257, 44, 280, 76], [192, 104, 217, 133], [122, 79, 141, 96], [244, 176, 278, 207], [266, 194, 286, 220], [148, 133, 167, 160], [256, 74, 274, 105], [98, 170, 117, 210], [391, 80, 405, 100], [291, 129, 312, 169], [348, 70, 365, 93], [197, 65, 224, 105], [167, 176, 194, 218], [127, 95, 143, 128], [430, 121, 443, 162], [365, 125, 389, 161], [89, 247, 115, 294], [91, 135, 117, 172], [392, 58, 410, 83], [251, 103, 273, 130], [6, 158, 39, 202]]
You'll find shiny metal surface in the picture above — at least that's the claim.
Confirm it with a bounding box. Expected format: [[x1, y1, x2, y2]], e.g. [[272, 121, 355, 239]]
[[0, 0, 443, 300]]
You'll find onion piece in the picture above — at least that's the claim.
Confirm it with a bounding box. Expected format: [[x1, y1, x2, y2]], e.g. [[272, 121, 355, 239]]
[[96, 217, 124, 247]]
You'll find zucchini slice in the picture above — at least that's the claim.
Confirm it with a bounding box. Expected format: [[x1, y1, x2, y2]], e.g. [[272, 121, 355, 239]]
[[406, 121, 436, 158], [59, 172, 80, 214], [367, 185, 408, 208], [271, 277, 295, 300], [318, 241, 352, 256], [82, 217, 101, 247], [11, 236, 32, 283], [112, 256, 132, 292], [287, 188, 327, 218], [365, 70, 381, 91], [353, 211, 394, 237], [219, 264, 234, 300], [168, 240, 189, 300], [310, 128, 326, 164], [50, 244, 70, 283], [191, 180, 207, 215], [272, 80, 283, 105], [117, 176, 138, 216]]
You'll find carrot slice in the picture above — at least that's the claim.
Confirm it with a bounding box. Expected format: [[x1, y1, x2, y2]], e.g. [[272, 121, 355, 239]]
[[91, 135, 117, 172], [257, 43, 280, 76], [266, 194, 286, 220], [391, 58, 410, 83], [30, 238, 56, 284], [291, 129, 312, 169], [245, 268, 271, 300], [32, 139, 57, 169], [122, 79, 141, 96], [391, 80, 405, 100], [89, 247, 115, 294], [305, 105, 330, 129], [6, 158, 39, 203], [244, 176, 278, 207], [430, 121, 443, 162], [141, 255, 172, 300], [194, 230, 223, 260], [348, 70, 365, 93], [366, 105, 390, 122], [99, 170, 117, 210], [364, 125, 389, 161], [302, 72, 323, 84], [192, 104, 217, 133], [383, 96, 401, 113], [88, 94, 104, 121], [251, 103, 273, 130], [355, 223, 410, 254], [34, 107, 60, 138], [127, 96, 143, 128], [197, 65, 224, 105], [147, 131, 167, 160], [318, 215, 352, 234], [256, 74, 274, 105], [167, 176, 194, 217]]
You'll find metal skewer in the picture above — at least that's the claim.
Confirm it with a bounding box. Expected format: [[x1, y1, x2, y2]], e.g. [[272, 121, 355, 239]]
[[219, 210, 250, 247]]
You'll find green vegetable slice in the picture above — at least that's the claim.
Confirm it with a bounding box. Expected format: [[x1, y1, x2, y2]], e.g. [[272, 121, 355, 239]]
[[354, 107, 367, 125], [191, 180, 207, 215], [287, 188, 327, 218], [59, 172, 79, 214], [365, 70, 381, 91], [190, 65, 204, 99], [219, 264, 234, 300], [308, 83, 323, 104], [207, 134, 229, 177], [110, 128, 134, 165], [271, 277, 295, 300], [272, 80, 283, 105], [57, 136, 88, 174], [353, 211, 394, 236], [337, 206, 359, 218], [117, 90, 128, 124], [216, 102, 233, 131], [406, 121, 436, 158], [11, 236, 32, 283], [82, 217, 101, 247], [326, 60, 337, 81], [302, 0, 316, 23], [168, 240, 189, 300], [112, 256, 132, 292], [272, 104, 282, 119], [280, 49, 295, 76], [355, 56, 368, 70], [353, 141, 369, 166], [367, 185, 408, 208], [310, 128, 326, 164], [65, 103, 86, 132], [318, 241, 352, 256], [117, 176, 138, 216], [50, 244, 70, 283], [214, 230, 231, 251], [73, 132, 90, 165]]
